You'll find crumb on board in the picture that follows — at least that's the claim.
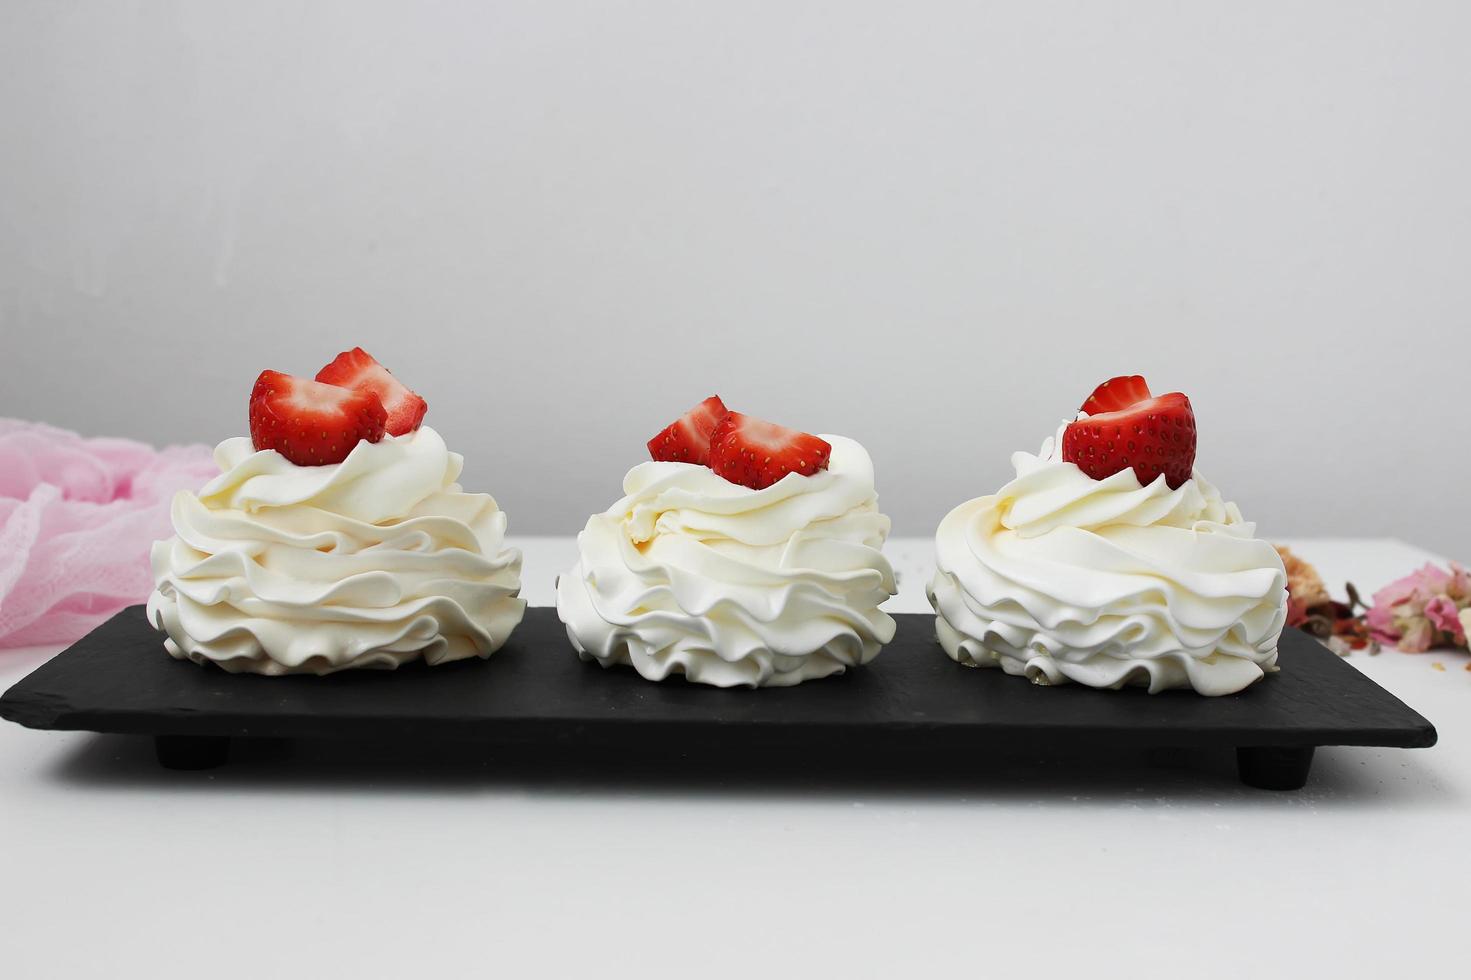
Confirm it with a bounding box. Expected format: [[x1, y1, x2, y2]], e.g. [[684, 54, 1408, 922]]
[[1431, 662, 1446, 672]]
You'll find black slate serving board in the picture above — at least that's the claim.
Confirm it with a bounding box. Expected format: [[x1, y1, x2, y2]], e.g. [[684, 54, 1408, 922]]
[[0, 606, 1437, 789]]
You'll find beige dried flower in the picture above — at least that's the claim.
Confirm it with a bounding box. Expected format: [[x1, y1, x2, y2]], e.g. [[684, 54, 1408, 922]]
[[1276, 545, 1331, 609]]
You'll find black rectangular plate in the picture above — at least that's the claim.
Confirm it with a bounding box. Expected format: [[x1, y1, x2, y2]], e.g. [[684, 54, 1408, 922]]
[[0, 606, 1437, 790]]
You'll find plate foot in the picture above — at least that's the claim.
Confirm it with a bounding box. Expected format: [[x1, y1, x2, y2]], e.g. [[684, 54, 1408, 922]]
[[1236, 746, 1314, 790], [155, 735, 230, 771]]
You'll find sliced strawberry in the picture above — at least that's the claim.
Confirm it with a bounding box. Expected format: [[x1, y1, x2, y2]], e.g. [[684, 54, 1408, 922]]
[[1080, 375, 1153, 416], [647, 395, 729, 465], [1062, 390, 1196, 489], [315, 347, 427, 436], [249, 370, 387, 466], [708, 412, 832, 490]]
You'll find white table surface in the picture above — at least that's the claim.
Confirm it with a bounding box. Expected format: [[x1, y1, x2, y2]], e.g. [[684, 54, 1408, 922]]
[[1, 537, 1466, 978]]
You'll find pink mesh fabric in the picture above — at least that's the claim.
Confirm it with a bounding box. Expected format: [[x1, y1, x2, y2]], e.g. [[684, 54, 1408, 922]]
[[0, 419, 217, 648]]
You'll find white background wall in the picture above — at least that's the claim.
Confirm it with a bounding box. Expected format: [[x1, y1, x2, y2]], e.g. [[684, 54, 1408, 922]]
[[2, 1, 1467, 558]]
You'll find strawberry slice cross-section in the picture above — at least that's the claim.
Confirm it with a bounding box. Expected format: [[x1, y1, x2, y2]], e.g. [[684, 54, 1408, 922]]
[[708, 412, 832, 490], [1079, 375, 1153, 416], [249, 370, 388, 467], [315, 347, 428, 437], [647, 395, 730, 465]]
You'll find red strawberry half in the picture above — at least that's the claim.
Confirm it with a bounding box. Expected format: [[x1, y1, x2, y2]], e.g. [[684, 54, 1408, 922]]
[[1062, 386, 1196, 490], [708, 412, 832, 490], [315, 347, 428, 436], [249, 370, 387, 466], [1080, 375, 1152, 415], [647, 395, 729, 465]]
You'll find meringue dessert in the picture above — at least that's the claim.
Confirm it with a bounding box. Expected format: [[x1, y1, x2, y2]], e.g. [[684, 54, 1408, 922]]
[[928, 376, 1288, 696], [148, 348, 524, 675], [557, 396, 896, 688]]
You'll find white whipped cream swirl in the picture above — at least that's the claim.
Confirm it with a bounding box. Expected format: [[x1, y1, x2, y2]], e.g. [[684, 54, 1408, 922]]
[[927, 426, 1288, 696], [557, 436, 896, 687], [148, 426, 525, 675]]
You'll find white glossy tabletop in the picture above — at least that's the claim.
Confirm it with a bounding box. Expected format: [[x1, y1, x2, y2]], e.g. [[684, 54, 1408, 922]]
[[1, 537, 1465, 979]]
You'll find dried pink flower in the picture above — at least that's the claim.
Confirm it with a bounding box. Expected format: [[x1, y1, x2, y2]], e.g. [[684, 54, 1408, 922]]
[[1365, 600, 1401, 646], [1398, 619, 1435, 653], [1424, 595, 1465, 641], [1449, 562, 1471, 602], [1366, 562, 1471, 653]]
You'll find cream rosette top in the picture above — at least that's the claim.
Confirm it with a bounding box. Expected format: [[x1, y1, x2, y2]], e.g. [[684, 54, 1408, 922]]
[[556, 435, 896, 688], [148, 426, 524, 675], [927, 426, 1288, 696]]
